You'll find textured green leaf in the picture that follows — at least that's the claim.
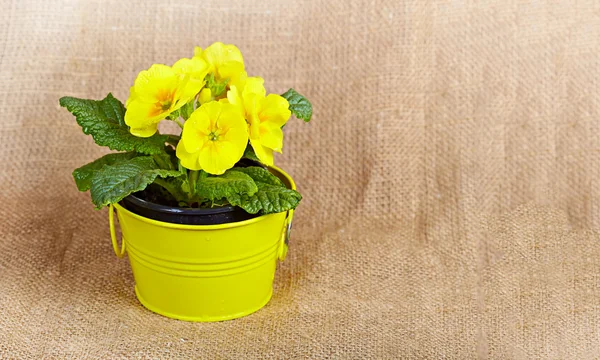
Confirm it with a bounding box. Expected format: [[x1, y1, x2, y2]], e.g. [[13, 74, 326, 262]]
[[72, 152, 139, 191], [90, 156, 181, 208], [195, 170, 258, 201], [59, 93, 167, 155], [227, 182, 302, 215], [232, 166, 285, 187], [281, 88, 312, 122], [226, 166, 301, 214]]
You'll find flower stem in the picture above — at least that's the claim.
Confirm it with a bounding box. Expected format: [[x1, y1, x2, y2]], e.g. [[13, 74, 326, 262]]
[[174, 119, 184, 129], [152, 154, 172, 170], [188, 170, 199, 195]]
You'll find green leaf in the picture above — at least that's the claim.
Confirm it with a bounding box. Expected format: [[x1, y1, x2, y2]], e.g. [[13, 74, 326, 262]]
[[72, 152, 139, 191], [180, 101, 195, 120], [59, 93, 167, 155], [90, 156, 182, 209], [281, 88, 312, 122], [232, 166, 285, 187], [226, 166, 301, 214], [195, 170, 258, 201], [242, 144, 260, 162], [205, 73, 228, 97], [227, 182, 302, 215]]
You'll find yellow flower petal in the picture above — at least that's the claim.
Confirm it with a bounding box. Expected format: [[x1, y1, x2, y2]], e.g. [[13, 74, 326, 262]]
[[201, 42, 244, 69], [125, 86, 137, 107], [202, 100, 223, 121], [250, 139, 274, 165], [173, 57, 208, 98], [217, 61, 245, 83], [173, 57, 208, 79], [197, 42, 245, 84], [242, 77, 266, 98], [176, 141, 202, 170], [229, 71, 248, 90], [133, 64, 178, 103], [198, 140, 237, 175], [218, 105, 249, 144], [239, 80, 265, 121], [129, 124, 160, 138], [173, 79, 200, 110], [258, 123, 284, 153], [259, 94, 291, 128], [198, 88, 212, 105], [226, 85, 243, 115], [182, 108, 211, 153], [124, 99, 167, 137], [243, 91, 261, 130]]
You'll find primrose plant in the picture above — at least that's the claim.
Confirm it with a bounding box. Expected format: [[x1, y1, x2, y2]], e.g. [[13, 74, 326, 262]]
[[60, 42, 312, 215]]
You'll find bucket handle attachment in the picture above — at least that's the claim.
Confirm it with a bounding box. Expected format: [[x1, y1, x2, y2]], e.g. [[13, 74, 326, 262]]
[[278, 209, 294, 261], [109, 204, 126, 258]]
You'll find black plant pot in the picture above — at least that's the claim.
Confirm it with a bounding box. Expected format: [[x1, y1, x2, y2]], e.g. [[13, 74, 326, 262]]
[[120, 195, 259, 225]]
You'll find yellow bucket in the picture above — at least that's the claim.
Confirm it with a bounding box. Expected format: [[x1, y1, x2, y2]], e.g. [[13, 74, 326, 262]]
[[108, 166, 294, 322]]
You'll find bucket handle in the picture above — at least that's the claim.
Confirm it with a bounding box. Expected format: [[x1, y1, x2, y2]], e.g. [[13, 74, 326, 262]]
[[109, 204, 126, 258], [278, 209, 294, 261]]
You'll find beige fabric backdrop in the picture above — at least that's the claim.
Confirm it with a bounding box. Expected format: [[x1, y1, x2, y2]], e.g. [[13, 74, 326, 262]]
[[1, 0, 600, 358]]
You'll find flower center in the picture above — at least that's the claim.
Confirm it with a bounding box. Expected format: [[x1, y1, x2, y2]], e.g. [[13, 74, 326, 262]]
[[208, 131, 219, 141], [160, 100, 172, 111]]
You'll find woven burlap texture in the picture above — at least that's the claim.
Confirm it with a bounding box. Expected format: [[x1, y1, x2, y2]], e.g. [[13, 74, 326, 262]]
[[2, 0, 600, 358]]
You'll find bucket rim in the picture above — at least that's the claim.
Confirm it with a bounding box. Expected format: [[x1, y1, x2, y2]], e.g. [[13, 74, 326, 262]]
[[113, 165, 296, 230]]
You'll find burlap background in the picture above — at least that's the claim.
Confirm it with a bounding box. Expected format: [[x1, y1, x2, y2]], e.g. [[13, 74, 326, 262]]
[[1, 0, 600, 358]]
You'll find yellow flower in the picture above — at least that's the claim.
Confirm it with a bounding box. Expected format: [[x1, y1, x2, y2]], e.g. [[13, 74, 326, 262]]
[[176, 101, 248, 175], [194, 42, 245, 87], [226, 77, 291, 165], [227, 76, 266, 117], [125, 64, 202, 137], [172, 57, 209, 90]]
